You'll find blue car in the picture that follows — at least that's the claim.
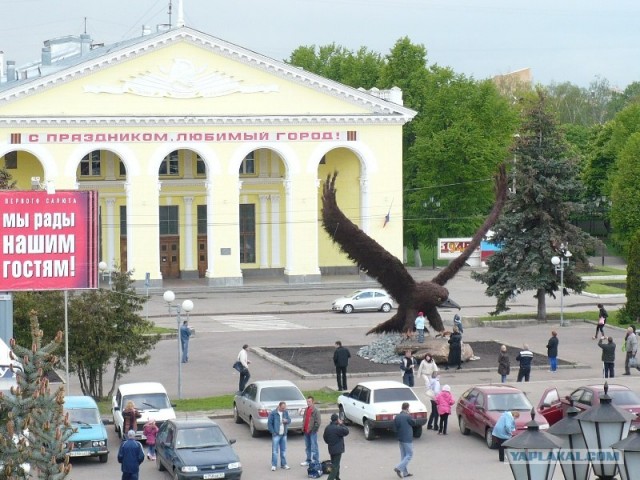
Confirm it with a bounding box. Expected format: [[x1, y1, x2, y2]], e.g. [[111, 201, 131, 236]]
[[64, 395, 109, 463]]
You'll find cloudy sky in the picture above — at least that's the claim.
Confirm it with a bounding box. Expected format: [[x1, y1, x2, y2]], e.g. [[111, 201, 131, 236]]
[[1, 0, 638, 89]]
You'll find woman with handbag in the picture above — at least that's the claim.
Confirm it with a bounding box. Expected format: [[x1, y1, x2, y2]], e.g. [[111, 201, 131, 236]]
[[593, 303, 608, 339]]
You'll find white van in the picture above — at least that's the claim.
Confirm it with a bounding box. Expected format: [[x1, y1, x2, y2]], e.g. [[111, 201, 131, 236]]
[[111, 382, 176, 440]]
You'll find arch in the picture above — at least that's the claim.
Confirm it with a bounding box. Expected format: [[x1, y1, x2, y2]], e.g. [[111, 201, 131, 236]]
[[228, 143, 299, 177], [306, 141, 378, 175], [0, 144, 58, 180], [148, 143, 220, 177], [66, 143, 139, 178]]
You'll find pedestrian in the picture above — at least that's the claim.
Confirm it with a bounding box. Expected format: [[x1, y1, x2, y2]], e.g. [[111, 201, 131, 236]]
[[142, 418, 158, 460], [122, 401, 141, 438], [593, 303, 608, 339], [417, 353, 438, 388], [435, 385, 455, 435], [301, 396, 321, 467], [267, 401, 291, 471], [237, 344, 251, 392], [498, 345, 510, 383], [546, 331, 559, 372], [426, 372, 441, 431], [445, 326, 462, 370], [623, 326, 638, 375], [598, 336, 616, 378], [453, 313, 463, 334], [323, 413, 349, 480], [117, 430, 145, 480], [400, 349, 417, 387], [516, 344, 533, 382], [333, 341, 351, 392], [415, 312, 426, 343], [393, 402, 416, 478], [179, 319, 193, 363], [492, 411, 520, 462]]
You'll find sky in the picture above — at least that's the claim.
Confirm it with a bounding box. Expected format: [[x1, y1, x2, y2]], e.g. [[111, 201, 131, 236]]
[[0, 0, 639, 89]]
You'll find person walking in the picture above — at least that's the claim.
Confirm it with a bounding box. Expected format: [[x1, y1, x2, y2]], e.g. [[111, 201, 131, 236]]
[[393, 402, 416, 478], [498, 345, 510, 383], [453, 313, 463, 334], [492, 411, 520, 462], [435, 385, 455, 435], [417, 353, 438, 388], [179, 319, 193, 363], [142, 418, 159, 460], [445, 327, 462, 370], [333, 341, 351, 392], [415, 312, 426, 343], [323, 413, 349, 480], [301, 396, 321, 467], [593, 303, 608, 339], [546, 331, 559, 372], [516, 344, 534, 382], [426, 373, 441, 431], [598, 336, 616, 378], [400, 350, 417, 387], [122, 401, 141, 438], [237, 344, 251, 392], [117, 430, 145, 480], [624, 327, 638, 375], [267, 401, 291, 471]]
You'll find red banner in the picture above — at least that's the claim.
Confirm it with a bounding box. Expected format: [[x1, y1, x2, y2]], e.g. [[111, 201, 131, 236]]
[[0, 190, 99, 291]]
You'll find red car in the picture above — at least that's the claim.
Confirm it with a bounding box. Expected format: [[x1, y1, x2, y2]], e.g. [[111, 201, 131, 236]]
[[456, 385, 549, 449], [537, 384, 640, 428]]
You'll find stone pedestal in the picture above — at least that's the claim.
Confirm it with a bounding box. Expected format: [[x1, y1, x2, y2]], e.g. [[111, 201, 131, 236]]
[[395, 337, 474, 364]]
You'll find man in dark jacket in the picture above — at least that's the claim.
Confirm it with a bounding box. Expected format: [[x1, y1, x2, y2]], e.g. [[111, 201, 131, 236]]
[[333, 341, 351, 391], [516, 344, 534, 382], [400, 350, 417, 387], [598, 336, 616, 378], [323, 413, 349, 480], [546, 331, 559, 372], [393, 402, 416, 478], [118, 430, 145, 480]]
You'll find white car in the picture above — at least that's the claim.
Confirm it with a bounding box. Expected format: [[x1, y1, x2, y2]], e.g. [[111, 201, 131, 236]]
[[111, 382, 176, 440], [331, 288, 394, 314], [337, 380, 427, 440]]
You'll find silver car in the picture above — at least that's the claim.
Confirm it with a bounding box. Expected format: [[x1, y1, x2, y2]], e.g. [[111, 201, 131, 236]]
[[233, 380, 307, 437], [331, 288, 394, 314]]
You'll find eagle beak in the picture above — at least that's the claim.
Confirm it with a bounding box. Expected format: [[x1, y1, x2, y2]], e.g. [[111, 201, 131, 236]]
[[439, 297, 461, 310]]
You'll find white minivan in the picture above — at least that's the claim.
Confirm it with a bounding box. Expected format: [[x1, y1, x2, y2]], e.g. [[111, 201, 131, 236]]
[[111, 382, 176, 440]]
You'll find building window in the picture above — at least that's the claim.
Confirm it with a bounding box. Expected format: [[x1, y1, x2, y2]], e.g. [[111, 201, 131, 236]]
[[120, 205, 127, 237], [80, 151, 101, 176], [119, 160, 126, 177], [196, 155, 206, 176], [159, 151, 179, 176], [159, 206, 179, 235], [239, 151, 255, 175], [197, 205, 207, 235], [2, 151, 17, 169], [239, 204, 255, 263]]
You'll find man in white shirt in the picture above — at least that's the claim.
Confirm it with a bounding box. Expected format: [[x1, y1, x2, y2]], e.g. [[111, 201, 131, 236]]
[[267, 402, 291, 471], [237, 344, 251, 392]]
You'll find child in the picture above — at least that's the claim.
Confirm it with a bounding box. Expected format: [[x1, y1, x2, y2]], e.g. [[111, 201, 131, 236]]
[[142, 418, 159, 460], [435, 385, 455, 435]]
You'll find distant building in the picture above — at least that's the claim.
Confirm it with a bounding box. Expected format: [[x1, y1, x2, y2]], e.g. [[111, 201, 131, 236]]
[[492, 67, 532, 96]]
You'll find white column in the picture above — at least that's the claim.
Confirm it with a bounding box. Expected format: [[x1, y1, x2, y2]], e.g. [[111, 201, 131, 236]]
[[360, 176, 370, 233], [259, 194, 269, 268], [183, 151, 194, 179], [184, 196, 194, 270], [124, 182, 136, 276], [205, 181, 215, 277], [270, 194, 281, 267], [105, 197, 116, 268], [284, 180, 293, 274]]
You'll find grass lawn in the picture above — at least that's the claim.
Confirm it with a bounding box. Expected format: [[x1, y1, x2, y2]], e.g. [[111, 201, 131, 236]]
[[584, 281, 626, 295]]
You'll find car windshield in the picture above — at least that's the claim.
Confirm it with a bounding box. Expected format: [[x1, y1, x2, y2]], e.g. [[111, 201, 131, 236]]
[[175, 426, 228, 449], [487, 393, 533, 411], [260, 386, 305, 402], [608, 390, 640, 405], [373, 388, 418, 403], [123, 393, 171, 410], [65, 407, 101, 425]]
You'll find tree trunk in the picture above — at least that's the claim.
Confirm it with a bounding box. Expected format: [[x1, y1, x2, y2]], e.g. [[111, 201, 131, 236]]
[[414, 249, 422, 268], [536, 288, 547, 321]]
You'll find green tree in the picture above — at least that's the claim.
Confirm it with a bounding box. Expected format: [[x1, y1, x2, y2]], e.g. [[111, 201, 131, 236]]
[[610, 133, 640, 252], [620, 229, 640, 323], [12, 291, 66, 347], [472, 89, 594, 318], [0, 165, 17, 190]]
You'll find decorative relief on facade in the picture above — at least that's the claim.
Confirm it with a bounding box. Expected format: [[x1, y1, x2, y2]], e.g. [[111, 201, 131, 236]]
[[84, 58, 279, 99]]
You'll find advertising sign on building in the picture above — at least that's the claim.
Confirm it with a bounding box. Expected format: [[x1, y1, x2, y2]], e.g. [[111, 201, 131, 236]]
[[438, 237, 482, 267], [0, 190, 99, 291]]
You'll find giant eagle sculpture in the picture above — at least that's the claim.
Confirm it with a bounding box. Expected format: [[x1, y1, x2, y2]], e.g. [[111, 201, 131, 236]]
[[321, 164, 507, 335]]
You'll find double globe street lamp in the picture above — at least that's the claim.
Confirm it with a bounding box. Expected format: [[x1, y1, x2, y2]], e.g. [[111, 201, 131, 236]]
[[163, 290, 194, 399], [551, 246, 572, 327]]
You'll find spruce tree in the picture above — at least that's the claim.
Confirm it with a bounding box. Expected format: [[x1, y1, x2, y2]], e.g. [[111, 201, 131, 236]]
[[472, 89, 594, 319], [0, 311, 73, 479]]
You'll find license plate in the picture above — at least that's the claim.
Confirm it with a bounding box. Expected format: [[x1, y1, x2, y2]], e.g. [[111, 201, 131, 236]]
[[68, 450, 90, 457], [288, 409, 300, 416], [203, 473, 224, 479]]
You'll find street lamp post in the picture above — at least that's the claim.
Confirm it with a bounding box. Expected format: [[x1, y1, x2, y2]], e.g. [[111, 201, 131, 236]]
[[547, 403, 590, 480], [551, 246, 572, 327], [98, 261, 112, 287], [611, 428, 640, 480], [163, 290, 194, 399]]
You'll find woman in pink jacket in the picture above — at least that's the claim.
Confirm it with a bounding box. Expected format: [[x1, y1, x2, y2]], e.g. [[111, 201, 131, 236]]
[[142, 419, 159, 460], [435, 385, 455, 435]]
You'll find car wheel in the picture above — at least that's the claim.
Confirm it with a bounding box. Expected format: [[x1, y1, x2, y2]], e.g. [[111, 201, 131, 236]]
[[115, 424, 121, 439], [250, 417, 261, 438], [459, 416, 470, 435], [363, 419, 376, 441], [233, 404, 243, 424], [485, 427, 497, 449], [381, 303, 392, 313], [99, 454, 108, 463], [342, 304, 354, 314], [412, 426, 422, 438], [156, 454, 165, 472], [338, 405, 350, 425]]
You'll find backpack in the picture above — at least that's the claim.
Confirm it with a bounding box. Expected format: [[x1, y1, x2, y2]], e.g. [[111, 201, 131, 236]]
[[307, 461, 323, 478], [321, 460, 333, 474]]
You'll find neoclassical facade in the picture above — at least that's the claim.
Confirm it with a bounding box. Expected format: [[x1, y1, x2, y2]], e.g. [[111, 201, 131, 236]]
[[0, 26, 415, 286]]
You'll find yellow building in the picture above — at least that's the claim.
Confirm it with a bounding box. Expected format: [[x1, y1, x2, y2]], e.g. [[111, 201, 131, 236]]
[[0, 26, 415, 287]]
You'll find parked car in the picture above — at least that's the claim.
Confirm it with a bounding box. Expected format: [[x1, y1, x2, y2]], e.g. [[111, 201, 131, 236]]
[[64, 395, 109, 463], [156, 418, 242, 480], [233, 380, 307, 437], [112, 382, 176, 440], [456, 384, 549, 449], [331, 288, 394, 314], [538, 384, 640, 428], [337, 380, 427, 440]]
